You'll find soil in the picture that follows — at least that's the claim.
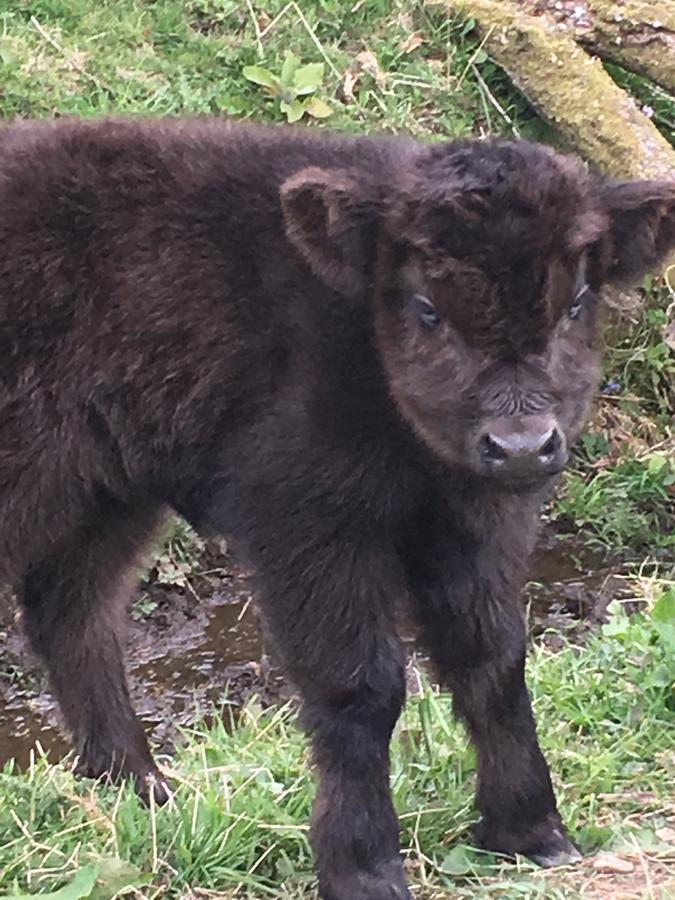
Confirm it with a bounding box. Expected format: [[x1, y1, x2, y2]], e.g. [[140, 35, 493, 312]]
[[0, 526, 634, 771]]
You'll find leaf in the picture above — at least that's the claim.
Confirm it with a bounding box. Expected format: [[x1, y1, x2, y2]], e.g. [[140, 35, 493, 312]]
[[460, 17, 476, 37], [280, 99, 306, 123], [0, 41, 16, 66], [242, 65, 279, 88], [439, 845, 474, 876], [473, 48, 488, 64], [399, 32, 424, 54], [280, 51, 300, 84], [305, 97, 332, 119], [293, 62, 324, 92], [275, 852, 295, 879], [592, 852, 634, 874], [356, 50, 383, 84], [652, 589, 675, 649], [91, 859, 148, 900], [644, 663, 673, 689], [4, 866, 99, 900], [601, 600, 630, 639], [646, 454, 668, 476], [652, 590, 675, 625]]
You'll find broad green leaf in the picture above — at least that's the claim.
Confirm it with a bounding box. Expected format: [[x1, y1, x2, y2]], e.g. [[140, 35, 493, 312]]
[[439, 845, 474, 876], [4, 866, 98, 900], [242, 65, 279, 88], [305, 97, 332, 119], [652, 589, 675, 625], [294, 84, 320, 96], [280, 51, 300, 84], [0, 41, 16, 66], [280, 99, 306, 123], [293, 62, 324, 92], [460, 17, 476, 36], [91, 858, 148, 900], [646, 453, 668, 476], [602, 600, 630, 639], [644, 663, 673, 689], [652, 589, 675, 648]]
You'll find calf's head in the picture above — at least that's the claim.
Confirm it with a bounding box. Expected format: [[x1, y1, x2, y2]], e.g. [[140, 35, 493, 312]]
[[281, 140, 675, 488]]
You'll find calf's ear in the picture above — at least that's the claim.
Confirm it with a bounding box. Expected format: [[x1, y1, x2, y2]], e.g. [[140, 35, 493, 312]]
[[601, 180, 675, 284], [280, 167, 375, 296]]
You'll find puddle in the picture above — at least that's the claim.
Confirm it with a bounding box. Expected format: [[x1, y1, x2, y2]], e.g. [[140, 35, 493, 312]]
[[0, 529, 629, 770], [0, 555, 286, 770], [525, 530, 635, 649]]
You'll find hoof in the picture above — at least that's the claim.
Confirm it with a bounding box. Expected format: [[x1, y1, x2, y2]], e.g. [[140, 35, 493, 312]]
[[527, 829, 582, 868], [476, 816, 581, 868], [74, 750, 170, 806], [320, 858, 411, 900], [135, 769, 172, 807]]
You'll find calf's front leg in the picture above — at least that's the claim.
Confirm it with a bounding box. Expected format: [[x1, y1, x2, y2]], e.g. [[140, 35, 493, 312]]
[[252, 537, 411, 900], [405, 501, 581, 867]]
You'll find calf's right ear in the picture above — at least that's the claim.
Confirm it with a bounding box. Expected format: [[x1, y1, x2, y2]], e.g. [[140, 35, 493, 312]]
[[601, 180, 675, 285], [280, 167, 374, 296]]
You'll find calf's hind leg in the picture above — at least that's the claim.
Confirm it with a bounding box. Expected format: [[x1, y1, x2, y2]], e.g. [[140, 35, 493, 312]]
[[19, 497, 168, 804]]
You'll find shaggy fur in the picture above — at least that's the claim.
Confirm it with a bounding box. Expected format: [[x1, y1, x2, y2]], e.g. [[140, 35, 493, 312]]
[[1, 116, 674, 900]]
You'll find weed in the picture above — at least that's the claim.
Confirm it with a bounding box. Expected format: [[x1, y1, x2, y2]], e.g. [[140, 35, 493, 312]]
[[147, 519, 205, 592], [130, 593, 159, 622], [243, 51, 331, 122]]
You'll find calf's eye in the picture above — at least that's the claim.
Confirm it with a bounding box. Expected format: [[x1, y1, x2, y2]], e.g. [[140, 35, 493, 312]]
[[413, 294, 440, 329]]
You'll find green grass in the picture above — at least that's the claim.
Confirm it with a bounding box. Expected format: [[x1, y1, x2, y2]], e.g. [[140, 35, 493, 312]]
[[0, 0, 534, 135], [1, 1, 674, 898], [1, 584, 673, 899], [556, 451, 675, 554]]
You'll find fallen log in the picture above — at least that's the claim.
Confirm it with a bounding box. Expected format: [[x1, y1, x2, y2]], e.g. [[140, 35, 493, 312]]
[[439, 0, 675, 180], [523, 1, 675, 95]]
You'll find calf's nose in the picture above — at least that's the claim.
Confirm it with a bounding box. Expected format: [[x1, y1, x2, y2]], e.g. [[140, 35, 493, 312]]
[[479, 416, 567, 479]]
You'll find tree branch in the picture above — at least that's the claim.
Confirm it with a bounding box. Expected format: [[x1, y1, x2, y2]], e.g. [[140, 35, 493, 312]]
[[439, 0, 675, 180]]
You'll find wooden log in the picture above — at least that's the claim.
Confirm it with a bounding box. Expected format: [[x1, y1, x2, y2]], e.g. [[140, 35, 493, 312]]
[[522, 1, 675, 95], [439, 0, 675, 180]]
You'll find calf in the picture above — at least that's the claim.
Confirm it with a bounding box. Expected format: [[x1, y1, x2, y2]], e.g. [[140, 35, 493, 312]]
[[1, 116, 673, 900]]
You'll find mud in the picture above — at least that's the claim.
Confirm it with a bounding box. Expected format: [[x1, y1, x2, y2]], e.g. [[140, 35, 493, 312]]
[[0, 527, 631, 771]]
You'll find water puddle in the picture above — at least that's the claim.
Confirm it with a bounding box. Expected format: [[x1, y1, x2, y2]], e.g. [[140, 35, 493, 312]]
[[525, 530, 632, 647], [0, 530, 628, 770]]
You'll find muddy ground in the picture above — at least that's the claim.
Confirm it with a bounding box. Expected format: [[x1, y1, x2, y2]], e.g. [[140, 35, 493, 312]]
[[0, 526, 634, 771]]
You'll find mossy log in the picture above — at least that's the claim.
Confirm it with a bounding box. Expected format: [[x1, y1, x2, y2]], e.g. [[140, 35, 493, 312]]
[[522, 1, 675, 95], [440, 0, 675, 181]]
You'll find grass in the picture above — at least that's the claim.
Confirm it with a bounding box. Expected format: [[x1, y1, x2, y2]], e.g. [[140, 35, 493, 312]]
[[0, 0, 534, 135], [1, 583, 673, 899], [555, 450, 675, 554], [0, 0, 674, 897]]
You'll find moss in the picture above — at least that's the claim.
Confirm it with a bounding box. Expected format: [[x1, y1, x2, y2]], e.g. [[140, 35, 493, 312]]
[[587, 0, 675, 94], [445, 0, 675, 179]]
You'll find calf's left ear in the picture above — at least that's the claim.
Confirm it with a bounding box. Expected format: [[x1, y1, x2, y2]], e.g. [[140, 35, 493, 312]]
[[280, 167, 375, 296], [601, 180, 675, 284]]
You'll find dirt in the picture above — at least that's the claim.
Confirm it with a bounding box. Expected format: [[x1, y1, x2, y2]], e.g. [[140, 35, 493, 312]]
[[0, 527, 632, 771]]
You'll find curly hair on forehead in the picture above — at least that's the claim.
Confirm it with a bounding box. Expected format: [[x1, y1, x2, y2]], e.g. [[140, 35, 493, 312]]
[[393, 138, 601, 270]]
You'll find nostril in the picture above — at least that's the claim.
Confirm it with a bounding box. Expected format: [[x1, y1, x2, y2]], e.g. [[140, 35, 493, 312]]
[[538, 429, 560, 461], [480, 433, 508, 464]]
